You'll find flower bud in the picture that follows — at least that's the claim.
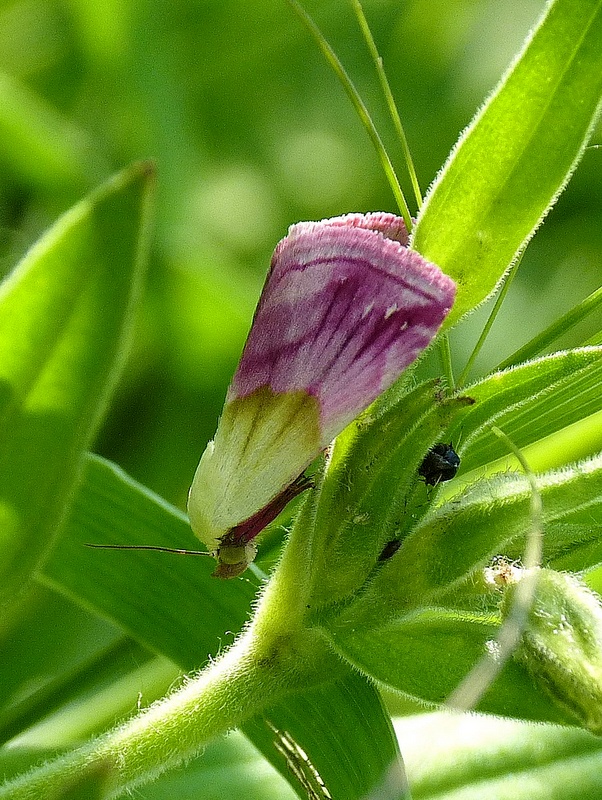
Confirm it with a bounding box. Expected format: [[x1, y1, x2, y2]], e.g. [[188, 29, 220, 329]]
[[503, 567, 602, 733]]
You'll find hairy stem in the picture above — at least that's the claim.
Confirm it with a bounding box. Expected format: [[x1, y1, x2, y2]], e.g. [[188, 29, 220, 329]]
[[0, 623, 330, 799]]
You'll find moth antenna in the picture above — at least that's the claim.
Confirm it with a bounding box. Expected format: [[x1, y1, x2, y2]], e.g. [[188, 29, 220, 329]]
[[84, 543, 212, 557]]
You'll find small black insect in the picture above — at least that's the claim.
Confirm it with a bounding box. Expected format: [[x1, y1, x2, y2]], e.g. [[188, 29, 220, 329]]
[[418, 443, 460, 486], [378, 539, 402, 561]]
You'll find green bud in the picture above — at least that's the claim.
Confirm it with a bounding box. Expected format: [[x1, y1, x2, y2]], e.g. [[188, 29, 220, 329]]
[[502, 567, 602, 734]]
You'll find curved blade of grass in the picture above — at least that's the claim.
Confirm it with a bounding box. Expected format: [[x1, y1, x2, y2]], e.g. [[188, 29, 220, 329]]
[[413, 0, 602, 327], [287, 0, 412, 230], [351, 0, 422, 209], [0, 162, 155, 607]]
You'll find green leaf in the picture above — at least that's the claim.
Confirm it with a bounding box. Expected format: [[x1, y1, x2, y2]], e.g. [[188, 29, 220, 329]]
[[8, 652, 179, 750], [130, 730, 299, 800], [43, 454, 255, 665], [398, 712, 602, 800], [496, 286, 602, 370], [384, 454, 602, 612], [0, 162, 155, 607], [413, 0, 602, 325], [544, 523, 602, 572], [0, 582, 125, 744], [332, 611, 572, 726], [452, 348, 602, 474], [243, 671, 404, 800]]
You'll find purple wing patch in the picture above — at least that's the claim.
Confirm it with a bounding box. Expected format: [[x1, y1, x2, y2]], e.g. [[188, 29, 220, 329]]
[[229, 212, 455, 443]]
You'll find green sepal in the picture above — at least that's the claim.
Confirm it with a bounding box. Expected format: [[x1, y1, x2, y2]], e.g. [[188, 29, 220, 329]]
[[273, 379, 475, 615], [367, 453, 602, 620], [315, 454, 602, 725]]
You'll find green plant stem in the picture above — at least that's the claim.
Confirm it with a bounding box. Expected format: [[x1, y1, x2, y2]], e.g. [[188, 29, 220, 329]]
[[495, 427, 544, 573], [351, 0, 423, 210], [287, 0, 412, 231], [457, 253, 523, 386], [0, 624, 330, 799]]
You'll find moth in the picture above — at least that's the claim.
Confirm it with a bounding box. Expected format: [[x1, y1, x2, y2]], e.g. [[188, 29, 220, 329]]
[[187, 212, 456, 577]]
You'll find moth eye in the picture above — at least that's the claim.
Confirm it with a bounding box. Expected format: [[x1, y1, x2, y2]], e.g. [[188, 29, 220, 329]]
[[418, 442, 460, 486]]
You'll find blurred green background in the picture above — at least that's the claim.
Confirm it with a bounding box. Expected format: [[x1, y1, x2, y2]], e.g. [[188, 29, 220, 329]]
[[1, 0, 600, 509]]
